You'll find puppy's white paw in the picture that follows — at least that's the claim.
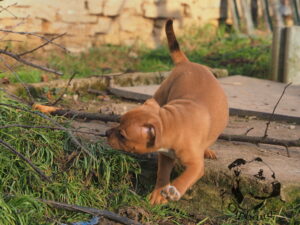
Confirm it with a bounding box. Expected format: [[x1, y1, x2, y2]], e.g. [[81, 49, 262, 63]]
[[160, 185, 181, 201]]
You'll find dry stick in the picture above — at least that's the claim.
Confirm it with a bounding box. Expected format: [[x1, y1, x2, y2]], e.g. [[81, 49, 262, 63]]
[[0, 88, 29, 105], [0, 49, 63, 76], [0, 56, 35, 104], [0, 103, 98, 161], [47, 107, 300, 149], [0, 139, 51, 182], [0, 124, 105, 137], [244, 127, 254, 136], [218, 134, 300, 148], [263, 82, 293, 157], [18, 33, 67, 57], [0, 17, 29, 41], [0, 29, 69, 52], [50, 72, 77, 106], [50, 109, 121, 123], [0, 3, 18, 17], [39, 199, 142, 225], [263, 82, 292, 138]]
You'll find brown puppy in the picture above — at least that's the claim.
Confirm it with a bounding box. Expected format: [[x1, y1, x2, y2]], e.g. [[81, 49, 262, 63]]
[[106, 19, 228, 205]]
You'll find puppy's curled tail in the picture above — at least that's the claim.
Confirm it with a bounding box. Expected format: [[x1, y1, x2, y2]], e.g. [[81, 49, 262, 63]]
[[165, 19, 189, 64]]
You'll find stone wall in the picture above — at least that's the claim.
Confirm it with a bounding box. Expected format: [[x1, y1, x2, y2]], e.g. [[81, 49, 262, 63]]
[[0, 0, 223, 52]]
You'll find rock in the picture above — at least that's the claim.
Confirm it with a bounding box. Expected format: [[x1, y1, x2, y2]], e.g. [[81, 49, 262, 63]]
[[103, 0, 125, 16], [123, 0, 143, 15], [54, 0, 97, 23], [102, 21, 121, 45], [91, 17, 112, 34], [87, 0, 105, 14], [119, 14, 153, 33], [288, 125, 296, 130], [72, 94, 79, 102], [142, 0, 182, 18], [210, 68, 229, 78]]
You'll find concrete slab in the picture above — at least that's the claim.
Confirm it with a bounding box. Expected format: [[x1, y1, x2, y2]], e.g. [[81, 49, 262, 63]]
[[109, 75, 300, 122]]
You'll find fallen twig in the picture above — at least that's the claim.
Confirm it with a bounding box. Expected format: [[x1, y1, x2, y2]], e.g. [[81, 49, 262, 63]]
[[0, 3, 18, 18], [244, 127, 254, 136], [18, 33, 67, 57], [0, 56, 35, 104], [0, 87, 29, 105], [0, 124, 105, 137], [263, 83, 292, 138], [39, 199, 142, 225], [0, 103, 98, 161], [0, 138, 51, 182], [50, 72, 77, 106], [50, 109, 121, 123], [219, 134, 300, 148], [0, 49, 63, 76], [33, 105, 300, 150], [0, 29, 68, 52]]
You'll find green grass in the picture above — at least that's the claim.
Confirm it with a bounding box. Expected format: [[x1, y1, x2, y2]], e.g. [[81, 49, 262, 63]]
[[0, 91, 143, 224], [222, 197, 300, 225], [0, 92, 299, 224], [0, 90, 208, 224], [0, 69, 42, 83], [1, 25, 272, 84]]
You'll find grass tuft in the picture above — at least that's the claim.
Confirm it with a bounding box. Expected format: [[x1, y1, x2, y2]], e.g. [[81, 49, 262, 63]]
[[0, 91, 141, 224]]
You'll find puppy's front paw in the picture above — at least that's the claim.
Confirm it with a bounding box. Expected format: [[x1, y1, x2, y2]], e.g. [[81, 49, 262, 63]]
[[160, 185, 181, 201], [150, 187, 168, 205]]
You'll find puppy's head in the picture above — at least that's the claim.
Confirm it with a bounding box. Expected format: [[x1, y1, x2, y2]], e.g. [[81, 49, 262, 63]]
[[106, 98, 162, 154]]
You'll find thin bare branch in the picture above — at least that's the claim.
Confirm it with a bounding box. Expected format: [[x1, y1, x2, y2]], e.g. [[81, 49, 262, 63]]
[[264, 83, 292, 138], [50, 109, 121, 123], [50, 72, 77, 106], [219, 134, 300, 148], [0, 138, 51, 182], [0, 29, 68, 52], [0, 3, 18, 18], [0, 55, 35, 104], [18, 33, 67, 57], [0, 88, 29, 105], [39, 199, 142, 225], [244, 127, 254, 136], [0, 103, 98, 161], [0, 17, 29, 41], [0, 49, 63, 76], [0, 123, 105, 137]]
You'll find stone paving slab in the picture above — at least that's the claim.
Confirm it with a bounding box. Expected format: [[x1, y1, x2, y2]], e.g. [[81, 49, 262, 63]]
[[109, 75, 300, 122]]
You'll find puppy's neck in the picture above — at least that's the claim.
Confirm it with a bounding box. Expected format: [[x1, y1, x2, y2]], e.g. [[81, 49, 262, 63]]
[[158, 106, 180, 149]]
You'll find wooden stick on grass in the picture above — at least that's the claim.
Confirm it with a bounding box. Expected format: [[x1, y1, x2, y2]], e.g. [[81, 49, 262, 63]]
[[40, 199, 142, 225]]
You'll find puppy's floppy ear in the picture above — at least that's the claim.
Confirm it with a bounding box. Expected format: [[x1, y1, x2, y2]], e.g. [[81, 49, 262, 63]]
[[142, 121, 162, 149], [142, 124, 155, 148], [144, 98, 160, 110]]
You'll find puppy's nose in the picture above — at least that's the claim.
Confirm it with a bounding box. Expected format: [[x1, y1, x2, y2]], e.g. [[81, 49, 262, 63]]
[[105, 128, 113, 137]]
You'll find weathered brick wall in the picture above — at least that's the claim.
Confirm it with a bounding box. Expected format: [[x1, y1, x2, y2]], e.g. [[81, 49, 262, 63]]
[[0, 0, 223, 52]]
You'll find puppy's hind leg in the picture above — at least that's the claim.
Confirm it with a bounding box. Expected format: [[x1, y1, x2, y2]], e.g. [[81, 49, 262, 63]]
[[204, 149, 217, 159]]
